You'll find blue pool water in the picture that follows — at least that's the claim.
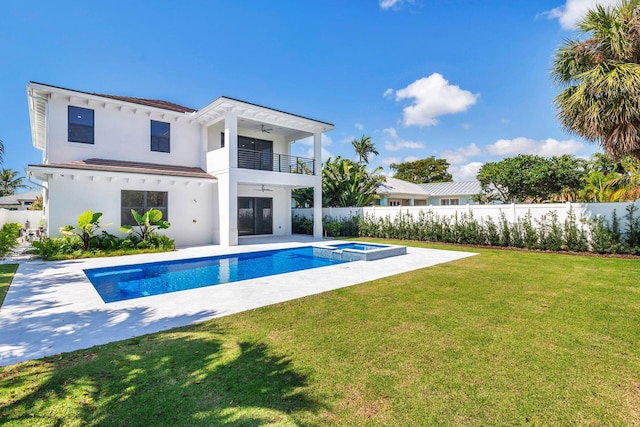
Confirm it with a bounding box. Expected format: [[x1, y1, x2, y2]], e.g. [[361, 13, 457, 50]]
[[85, 246, 349, 303], [329, 242, 389, 251]]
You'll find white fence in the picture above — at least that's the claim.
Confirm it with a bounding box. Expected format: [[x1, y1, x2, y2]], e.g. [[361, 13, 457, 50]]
[[0, 209, 43, 229], [294, 201, 640, 231]]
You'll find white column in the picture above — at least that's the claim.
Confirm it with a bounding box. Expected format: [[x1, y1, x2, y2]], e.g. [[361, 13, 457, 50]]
[[312, 133, 323, 238], [225, 112, 238, 169], [217, 172, 239, 246]]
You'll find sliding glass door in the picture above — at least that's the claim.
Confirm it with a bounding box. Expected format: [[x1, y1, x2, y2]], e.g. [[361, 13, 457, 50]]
[[238, 197, 273, 236]]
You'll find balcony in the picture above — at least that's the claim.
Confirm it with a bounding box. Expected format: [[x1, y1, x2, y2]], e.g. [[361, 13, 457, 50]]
[[238, 148, 314, 175]]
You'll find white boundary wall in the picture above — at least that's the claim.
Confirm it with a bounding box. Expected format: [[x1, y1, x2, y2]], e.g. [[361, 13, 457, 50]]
[[294, 201, 640, 230], [0, 209, 43, 229]]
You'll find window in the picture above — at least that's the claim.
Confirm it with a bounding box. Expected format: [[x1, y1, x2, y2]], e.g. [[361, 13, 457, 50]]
[[68, 106, 94, 144], [151, 120, 170, 152], [440, 198, 460, 206], [121, 190, 168, 225]]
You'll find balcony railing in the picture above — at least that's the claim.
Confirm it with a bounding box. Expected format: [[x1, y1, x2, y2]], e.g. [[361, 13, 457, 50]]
[[238, 148, 315, 175]]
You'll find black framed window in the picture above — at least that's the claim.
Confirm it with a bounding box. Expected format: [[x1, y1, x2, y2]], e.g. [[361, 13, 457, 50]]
[[121, 190, 168, 225], [151, 120, 170, 153], [68, 106, 94, 144]]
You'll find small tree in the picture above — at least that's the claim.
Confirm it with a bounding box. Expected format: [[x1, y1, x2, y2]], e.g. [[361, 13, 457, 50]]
[[119, 209, 170, 242], [60, 210, 107, 250]]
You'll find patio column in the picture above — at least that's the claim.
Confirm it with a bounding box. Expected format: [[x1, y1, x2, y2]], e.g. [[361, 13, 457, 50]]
[[225, 112, 238, 169], [217, 172, 238, 246], [313, 132, 323, 239]]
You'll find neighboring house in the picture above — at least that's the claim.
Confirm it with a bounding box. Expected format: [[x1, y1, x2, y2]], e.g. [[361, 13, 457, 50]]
[[419, 181, 482, 205], [375, 177, 431, 206], [0, 190, 41, 210], [26, 82, 334, 246]]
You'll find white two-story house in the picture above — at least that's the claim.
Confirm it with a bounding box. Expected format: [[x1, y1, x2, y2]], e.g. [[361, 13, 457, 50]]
[[26, 82, 333, 246]]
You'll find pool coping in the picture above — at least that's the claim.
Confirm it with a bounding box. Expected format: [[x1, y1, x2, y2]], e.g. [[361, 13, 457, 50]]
[[0, 239, 476, 366]]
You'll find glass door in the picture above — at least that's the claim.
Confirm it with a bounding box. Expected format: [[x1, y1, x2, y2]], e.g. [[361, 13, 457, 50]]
[[238, 197, 272, 236]]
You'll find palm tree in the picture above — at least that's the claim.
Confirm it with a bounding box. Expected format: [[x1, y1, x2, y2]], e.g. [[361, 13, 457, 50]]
[[0, 139, 4, 164], [606, 156, 640, 200], [0, 168, 28, 197], [552, 0, 640, 160], [351, 135, 379, 164]]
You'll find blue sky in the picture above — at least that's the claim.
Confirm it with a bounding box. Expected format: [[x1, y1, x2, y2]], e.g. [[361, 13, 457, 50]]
[[0, 0, 619, 185]]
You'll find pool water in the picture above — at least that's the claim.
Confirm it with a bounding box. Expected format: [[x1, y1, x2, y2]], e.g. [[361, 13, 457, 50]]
[[85, 246, 349, 303], [329, 242, 388, 251]]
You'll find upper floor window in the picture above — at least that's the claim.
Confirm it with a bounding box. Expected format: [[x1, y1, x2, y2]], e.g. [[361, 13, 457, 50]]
[[151, 120, 170, 153], [68, 106, 94, 144]]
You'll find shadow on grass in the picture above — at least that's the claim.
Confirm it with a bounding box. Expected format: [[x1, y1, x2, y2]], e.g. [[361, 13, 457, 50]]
[[0, 324, 320, 426]]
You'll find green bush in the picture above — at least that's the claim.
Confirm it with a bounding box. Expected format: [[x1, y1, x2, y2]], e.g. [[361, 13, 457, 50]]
[[0, 223, 21, 257], [357, 204, 640, 255], [292, 214, 313, 235]]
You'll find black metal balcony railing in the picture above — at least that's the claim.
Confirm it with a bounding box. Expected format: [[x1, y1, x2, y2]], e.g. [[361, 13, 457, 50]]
[[238, 148, 315, 175]]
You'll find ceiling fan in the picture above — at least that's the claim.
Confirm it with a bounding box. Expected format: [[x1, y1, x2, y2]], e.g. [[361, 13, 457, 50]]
[[254, 184, 273, 192], [260, 124, 272, 133]]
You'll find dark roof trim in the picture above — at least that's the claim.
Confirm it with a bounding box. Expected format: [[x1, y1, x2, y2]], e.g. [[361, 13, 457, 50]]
[[29, 158, 216, 180], [30, 81, 197, 114]]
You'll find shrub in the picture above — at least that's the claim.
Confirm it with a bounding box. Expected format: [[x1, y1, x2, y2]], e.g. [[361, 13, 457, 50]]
[[292, 214, 313, 235], [357, 204, 639, 255], [0, 223, 21, 257]]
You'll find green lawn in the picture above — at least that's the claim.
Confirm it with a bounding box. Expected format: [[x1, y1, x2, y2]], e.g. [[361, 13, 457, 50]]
[[1, 242, 639, 426], [0, 264, 18, 307]]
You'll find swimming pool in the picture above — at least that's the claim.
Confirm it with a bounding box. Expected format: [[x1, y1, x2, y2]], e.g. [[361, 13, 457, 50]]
[[85, 246, 349, 303]]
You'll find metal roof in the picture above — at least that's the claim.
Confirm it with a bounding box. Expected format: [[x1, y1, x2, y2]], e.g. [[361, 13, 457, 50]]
[[0, 190, 42, 205], [377, 177, 431, 196], [418, 181, 482, 196]]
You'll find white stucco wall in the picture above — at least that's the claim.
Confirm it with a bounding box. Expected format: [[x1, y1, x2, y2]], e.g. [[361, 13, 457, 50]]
[[45, 95, 201, 167], [47, 174, 217, 247]]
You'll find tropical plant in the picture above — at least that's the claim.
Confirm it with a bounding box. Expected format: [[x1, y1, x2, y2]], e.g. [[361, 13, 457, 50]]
[[606, 155, 640, 200], [351, 135, 379, 164], [291, 187, 314, 208], [60, 210, 107, 251], [552, 0, 640, 160], [322, 157, 385, 207], [0, 168, 28, 197], [119, 208, 170, 242], [390, 156, 452, 183], [0, 138, 4, 165], [0, 223, 20, 257], [28, 195, 43, 211]]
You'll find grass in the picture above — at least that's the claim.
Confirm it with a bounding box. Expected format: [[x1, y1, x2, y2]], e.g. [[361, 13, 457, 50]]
[[1, 241, 639, 425], [0, 264, 18, 307]]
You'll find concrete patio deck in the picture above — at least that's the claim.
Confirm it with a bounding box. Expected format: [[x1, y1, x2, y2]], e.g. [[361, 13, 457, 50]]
[[0, 237, 476, 366]]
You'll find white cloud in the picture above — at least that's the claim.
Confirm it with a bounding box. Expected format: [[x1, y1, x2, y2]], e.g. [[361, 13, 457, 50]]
[[380, 0, 402, 10], [383, 88, 394, 98], [450, 162, 483, 182], [460, 123, 471, 129], [393, 73, 478, 127], [381, 157, 401, 166], [382, 127, 425, 151], [404, 155, 420, 163], [545, 0, 618, 29], [355, 123, 364, 131], [486, 137, 584, 157], [441, 143, 481, 165]]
